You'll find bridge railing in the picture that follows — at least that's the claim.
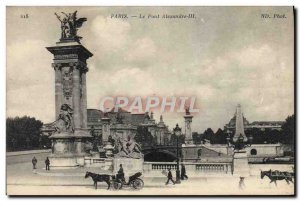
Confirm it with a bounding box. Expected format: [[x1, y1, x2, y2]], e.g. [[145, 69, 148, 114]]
[[143, 162, 232, 174], [84, 157, 106, 167]]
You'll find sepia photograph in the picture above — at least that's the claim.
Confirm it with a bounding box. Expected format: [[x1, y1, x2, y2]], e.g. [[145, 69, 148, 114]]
[[6, 6, 295, 196]]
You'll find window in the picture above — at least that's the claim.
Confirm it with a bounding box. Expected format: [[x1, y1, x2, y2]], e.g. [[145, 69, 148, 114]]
[[250, 149, 257, 155]]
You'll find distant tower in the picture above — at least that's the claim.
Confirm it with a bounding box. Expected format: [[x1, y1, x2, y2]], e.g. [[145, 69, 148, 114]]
[[232, 104, 248, 142], [184, 107, 193, 144], [150, 111, 156, 124], [157, 115, 166, 145], [101, 113, 111, 144]]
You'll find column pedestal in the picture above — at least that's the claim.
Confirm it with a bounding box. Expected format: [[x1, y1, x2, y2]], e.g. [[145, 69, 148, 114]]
[[232, 150, 250, 177], [184, 114, 194, 145], [49, 132, 91, 169]]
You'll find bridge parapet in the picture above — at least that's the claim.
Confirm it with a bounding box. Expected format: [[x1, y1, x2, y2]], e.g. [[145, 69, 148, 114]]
[[143, 161, 232, 176]]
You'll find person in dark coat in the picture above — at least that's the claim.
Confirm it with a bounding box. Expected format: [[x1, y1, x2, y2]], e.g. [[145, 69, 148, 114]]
[[116, 164, 125, 183], [45, 157, 50, 171], [165, 168, 175, 185], [181, 164, 188, 180], [32, 156, 37, 169]]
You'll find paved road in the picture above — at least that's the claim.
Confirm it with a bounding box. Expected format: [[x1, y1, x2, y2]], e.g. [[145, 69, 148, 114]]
[[6, 151, 295, 196], [6, 150, 50, 165]]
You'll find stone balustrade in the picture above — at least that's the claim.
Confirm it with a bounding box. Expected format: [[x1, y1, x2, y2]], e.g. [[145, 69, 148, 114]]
[[152, 163, 177, 170], [143, 161, 232, 175], [83, 157, 233, 175]]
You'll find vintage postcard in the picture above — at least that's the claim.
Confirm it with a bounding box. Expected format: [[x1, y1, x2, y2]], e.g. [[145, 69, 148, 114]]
[[6, 6, 295, 196]]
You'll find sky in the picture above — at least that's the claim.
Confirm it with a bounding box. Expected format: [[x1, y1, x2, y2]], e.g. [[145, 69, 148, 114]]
[[6, 6, 294, 133]]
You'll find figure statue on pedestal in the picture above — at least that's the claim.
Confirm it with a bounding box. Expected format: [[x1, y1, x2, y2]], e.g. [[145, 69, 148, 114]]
[[115, 135, 143, 159], [53, 104, 74, 133], [55, 11, 87, 42], [185, 106, 191, 115]]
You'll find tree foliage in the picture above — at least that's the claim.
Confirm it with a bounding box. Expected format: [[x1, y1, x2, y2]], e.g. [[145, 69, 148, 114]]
[[281, 114, 295, 145], [199, 114, 294, 145], [203, 128, 214, 142], [211, 128, 227, 144], [135, 126, 154, 147], [6, 116, 47, 151]]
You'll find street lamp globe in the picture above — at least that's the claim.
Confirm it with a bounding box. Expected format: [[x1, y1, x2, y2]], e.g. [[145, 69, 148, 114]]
[[173, 123, 182, 136]]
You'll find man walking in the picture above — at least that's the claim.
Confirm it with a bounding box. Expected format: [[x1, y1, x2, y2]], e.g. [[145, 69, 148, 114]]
[[165, 168, 175, 185], [32, 156, 37, 169], [239, 177, 245, 190], [181, 164, 188, 180], [45, 157, 50, 171]]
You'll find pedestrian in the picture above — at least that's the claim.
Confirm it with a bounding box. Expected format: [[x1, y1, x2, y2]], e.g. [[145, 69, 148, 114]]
[[165, 168, 175, 185], [32, 156, 37, 169], [181, 164, 188, 180], [45, 157, 50, 171], [239, 177, 245, 190]]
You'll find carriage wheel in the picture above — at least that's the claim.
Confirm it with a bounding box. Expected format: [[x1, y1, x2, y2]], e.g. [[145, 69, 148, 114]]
[[132, 178, 144, 190], [113, 182, 122, 190]]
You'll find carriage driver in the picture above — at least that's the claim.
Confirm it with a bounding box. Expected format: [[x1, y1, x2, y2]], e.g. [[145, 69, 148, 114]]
[[116, 164, 125, 183]]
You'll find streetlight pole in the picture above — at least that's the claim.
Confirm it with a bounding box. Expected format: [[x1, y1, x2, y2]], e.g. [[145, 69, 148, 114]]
[[176, 134, 181, 184], [173, 123, 181, 184]]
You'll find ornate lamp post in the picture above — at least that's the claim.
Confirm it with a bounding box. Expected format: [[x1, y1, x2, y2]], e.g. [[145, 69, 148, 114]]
[[173, 123, 182, 184]]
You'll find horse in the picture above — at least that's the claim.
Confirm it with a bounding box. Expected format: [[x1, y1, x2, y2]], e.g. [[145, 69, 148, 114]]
[[84, 171, 112, 190], [261, 169, 294, 186]]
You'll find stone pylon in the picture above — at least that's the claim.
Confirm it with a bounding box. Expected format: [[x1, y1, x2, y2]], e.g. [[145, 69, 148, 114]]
[[184, 108, 193, 144], [157, 115, 166, 145], [232, 104, 248, 142], [232, 104, 250, 177], [46, 40, 93, 168]]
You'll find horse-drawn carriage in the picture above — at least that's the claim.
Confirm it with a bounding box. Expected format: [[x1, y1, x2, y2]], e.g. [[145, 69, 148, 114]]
[[85, 171, 144, 190], [112, 172, 144, 190], [261, 169, 294, 186]]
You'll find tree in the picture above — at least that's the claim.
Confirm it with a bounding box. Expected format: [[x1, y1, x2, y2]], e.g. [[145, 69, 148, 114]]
[[246, 128, 264, 144], [212, 128, 226, 144], [170, 134, 177, 145], [179, 134, 185, 144], [135, 126, 154, 147], [281, 114, 295, 146], [192, 132, 201, 144], [7, 116, 44, 151], [198, 134, 204, 144], [203, 128, 214, 142], [39, 135, 51, 149]]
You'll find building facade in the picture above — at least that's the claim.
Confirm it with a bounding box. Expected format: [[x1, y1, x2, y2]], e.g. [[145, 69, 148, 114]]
[[86, 108, 172, 147], [224, 112, 284, 134]]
